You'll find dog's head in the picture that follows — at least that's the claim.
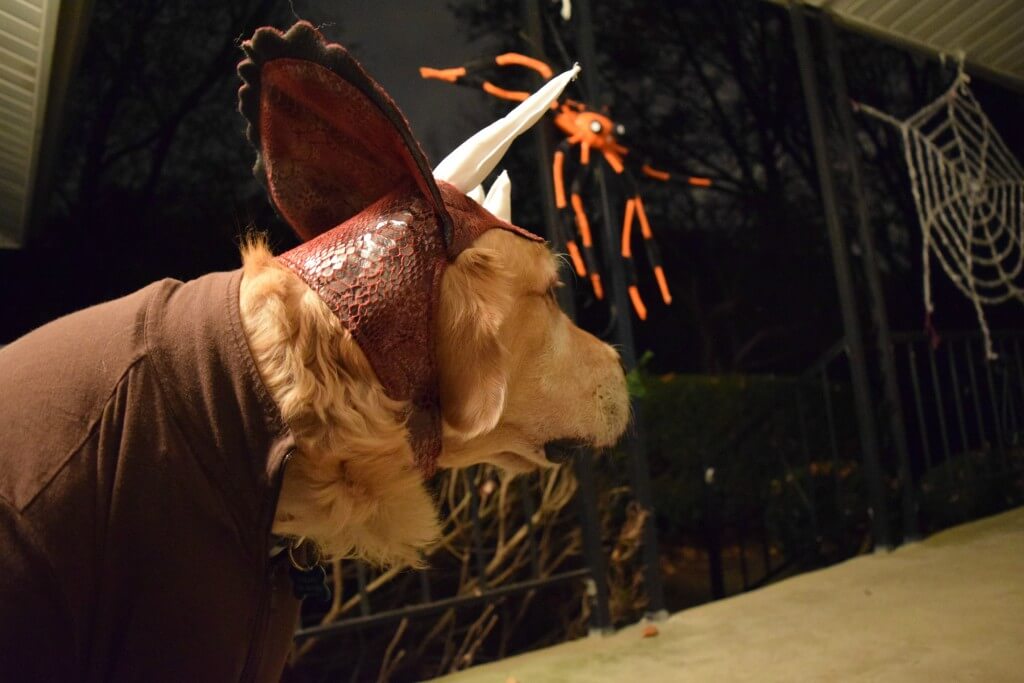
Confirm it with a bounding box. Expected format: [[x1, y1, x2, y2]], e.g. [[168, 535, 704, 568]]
[[239, 23, 627, 480], [436, 226, 629, 473]]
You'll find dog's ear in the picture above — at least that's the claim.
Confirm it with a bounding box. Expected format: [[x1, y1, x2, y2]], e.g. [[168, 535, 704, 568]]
[[238, 22, 451, 242], [437, 247, 516, 438]]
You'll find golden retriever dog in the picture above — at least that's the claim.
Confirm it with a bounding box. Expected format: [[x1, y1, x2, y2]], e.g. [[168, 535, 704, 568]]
[[230, 22, 629, 569], [239, 224, 628, 567]]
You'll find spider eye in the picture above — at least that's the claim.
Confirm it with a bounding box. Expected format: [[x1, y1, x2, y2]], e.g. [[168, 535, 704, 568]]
[[589, 120, 603, 133], [615, 123, 626, 136]]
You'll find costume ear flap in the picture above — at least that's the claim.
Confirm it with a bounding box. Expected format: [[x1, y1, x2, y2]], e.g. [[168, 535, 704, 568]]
[[238, 22, 452, 243], [437, 247, 515, 438]]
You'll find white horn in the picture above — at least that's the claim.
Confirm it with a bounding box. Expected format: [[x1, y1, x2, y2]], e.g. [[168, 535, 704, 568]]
[[482, 170, 512, 222], [434, 64, 580, 192], [467, 184, 485, 204]]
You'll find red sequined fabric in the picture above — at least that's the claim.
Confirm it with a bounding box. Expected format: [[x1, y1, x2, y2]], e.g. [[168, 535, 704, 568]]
[[259, 58, 438, 241], [277, 183, 541, 473]]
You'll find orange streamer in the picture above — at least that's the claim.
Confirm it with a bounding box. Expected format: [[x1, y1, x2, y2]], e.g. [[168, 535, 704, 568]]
[[482, 81, 530, 102], [604, 150, 624, 174], [419, 66, 466, 82], [553, 151, 566, 208], [566, 241, 586, 276], [628, 286, 648, 320], [621, 198, 636, 258], [495, 53, 554, 80], [641, 164, 670, 181], [570, 194, 593, 246], [654, 266, 672, 305], [635, 196, 652, 239]]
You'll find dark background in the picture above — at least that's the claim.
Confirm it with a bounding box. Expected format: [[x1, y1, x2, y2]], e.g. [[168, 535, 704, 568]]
[[1, 0, 1022, 376]]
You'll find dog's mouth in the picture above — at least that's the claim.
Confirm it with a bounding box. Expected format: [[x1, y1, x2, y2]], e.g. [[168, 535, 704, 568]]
[[484, 437, 592, 473], [544, 438, 591, 465]]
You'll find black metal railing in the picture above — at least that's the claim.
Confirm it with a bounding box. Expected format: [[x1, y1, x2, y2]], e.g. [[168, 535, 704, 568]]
[[289, 456, 623, 680], [697, 340, 862, 598], [891, 331, 1024, 531], [698, 330, 1024, 600]]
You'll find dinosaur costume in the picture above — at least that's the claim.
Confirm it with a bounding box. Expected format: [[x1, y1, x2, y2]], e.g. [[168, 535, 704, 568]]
[[0, 22, 575, 680]]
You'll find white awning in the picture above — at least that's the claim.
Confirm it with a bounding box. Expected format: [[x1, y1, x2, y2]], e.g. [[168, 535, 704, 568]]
[[0, 0, 59, 247], [796, 0, 1024, 92], [0, 0, 89, 249]]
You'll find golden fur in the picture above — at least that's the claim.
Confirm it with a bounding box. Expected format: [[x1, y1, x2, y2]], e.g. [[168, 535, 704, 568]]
[[239, 230, 628, 566]]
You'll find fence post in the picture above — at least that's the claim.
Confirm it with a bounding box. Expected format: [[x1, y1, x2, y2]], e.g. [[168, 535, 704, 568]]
[[521, 0, 615, 633], [790, 3, 892, 551], [575, 0, 668, 618], [794, 385, 820, 545], [819, 10, 919, 542], [573, 454, 613, 633], [520, 0, 563, 266], [702, 466, 726, 600]]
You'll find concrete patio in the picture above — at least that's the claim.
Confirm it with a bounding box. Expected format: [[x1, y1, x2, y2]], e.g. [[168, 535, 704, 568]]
[[440, 507, 1024, 682]]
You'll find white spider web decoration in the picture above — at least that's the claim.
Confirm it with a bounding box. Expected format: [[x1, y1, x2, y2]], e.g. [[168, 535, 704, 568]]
[[858, 71, 1024, 359]]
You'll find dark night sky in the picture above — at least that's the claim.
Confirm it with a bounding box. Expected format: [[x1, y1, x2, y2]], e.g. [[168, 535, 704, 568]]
[[290, 1, 506, 165]]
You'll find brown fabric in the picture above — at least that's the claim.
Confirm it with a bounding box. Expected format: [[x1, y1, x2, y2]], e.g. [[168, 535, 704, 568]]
[[0, 270, 300, 682]]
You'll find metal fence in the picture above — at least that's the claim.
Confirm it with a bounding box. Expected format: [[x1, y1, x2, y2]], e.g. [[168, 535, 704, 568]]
[[892, 331, 1024, 532], [288, 328, 1024, 678], [289, 454, 630, 680], [698, 330, 1024, 600]]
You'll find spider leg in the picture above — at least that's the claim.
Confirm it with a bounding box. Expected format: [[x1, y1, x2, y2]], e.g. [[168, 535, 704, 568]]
[[420, 53, 554, 103], [636, 194, 673, 306], [552, 139, 587, 279], [624, 168, 673, 307], [605, 151, 648, 319], [640, 163, 712, 188], [568, 145, 604, 300], [620, 195, 648, 320]]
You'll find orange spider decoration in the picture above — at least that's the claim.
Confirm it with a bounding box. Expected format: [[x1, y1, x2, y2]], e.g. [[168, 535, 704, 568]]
[[422, 53, 711, 320]]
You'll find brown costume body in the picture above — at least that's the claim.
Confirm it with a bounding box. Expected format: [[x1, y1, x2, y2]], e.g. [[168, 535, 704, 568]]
[[0, 271, 298, 681]]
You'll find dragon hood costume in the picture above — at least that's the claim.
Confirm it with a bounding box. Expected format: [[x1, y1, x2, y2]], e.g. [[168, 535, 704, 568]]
[[239, 22, 579, 474], [0, 21, 576, 682]]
